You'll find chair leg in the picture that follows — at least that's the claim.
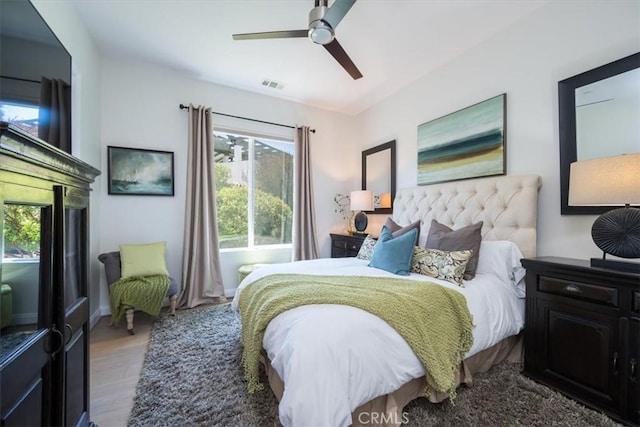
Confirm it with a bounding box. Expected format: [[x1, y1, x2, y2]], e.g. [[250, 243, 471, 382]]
[[169, 294, 177, 316], [125, 308, 135, 335]]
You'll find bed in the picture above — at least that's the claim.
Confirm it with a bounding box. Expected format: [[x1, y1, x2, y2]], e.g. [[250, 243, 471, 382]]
[[232, 174, 542, 427]]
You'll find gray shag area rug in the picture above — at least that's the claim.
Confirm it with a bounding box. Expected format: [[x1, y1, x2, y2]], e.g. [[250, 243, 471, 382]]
[[129, 304, 622, 427]]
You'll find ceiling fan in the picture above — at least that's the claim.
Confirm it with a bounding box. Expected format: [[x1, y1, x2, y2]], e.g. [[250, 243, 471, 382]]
[[232, 0, 362, 80]]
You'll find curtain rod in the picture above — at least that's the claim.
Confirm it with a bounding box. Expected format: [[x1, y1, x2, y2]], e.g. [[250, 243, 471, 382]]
[[179, 104, 315, 133]]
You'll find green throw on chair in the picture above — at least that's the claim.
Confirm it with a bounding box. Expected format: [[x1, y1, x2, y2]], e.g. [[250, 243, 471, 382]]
[[98, 242, 179, 335]]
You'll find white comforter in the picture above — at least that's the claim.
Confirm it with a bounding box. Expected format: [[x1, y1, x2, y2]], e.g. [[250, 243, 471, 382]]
[[232, 257, 525, 427]]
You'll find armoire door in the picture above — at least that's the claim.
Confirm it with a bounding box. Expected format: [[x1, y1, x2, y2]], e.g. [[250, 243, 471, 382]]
[[535, 298, 621, 413], [0, 201, 56, 426], [52, 186, 91, 427]]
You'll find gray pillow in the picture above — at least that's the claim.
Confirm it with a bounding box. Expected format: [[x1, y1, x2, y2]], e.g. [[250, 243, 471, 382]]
[[425, 219, 483, 280], [384, 218, 421, 245]]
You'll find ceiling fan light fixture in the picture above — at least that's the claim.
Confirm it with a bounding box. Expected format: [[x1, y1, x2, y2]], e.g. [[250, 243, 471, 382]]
[[308, 20, 334, 45]]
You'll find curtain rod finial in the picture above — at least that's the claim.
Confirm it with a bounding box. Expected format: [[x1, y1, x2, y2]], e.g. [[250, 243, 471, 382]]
[[179, 103, 189, 110]]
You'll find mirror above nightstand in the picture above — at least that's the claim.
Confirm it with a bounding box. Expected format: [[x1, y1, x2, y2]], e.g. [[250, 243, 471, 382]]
[[362, 140, 396, 215]]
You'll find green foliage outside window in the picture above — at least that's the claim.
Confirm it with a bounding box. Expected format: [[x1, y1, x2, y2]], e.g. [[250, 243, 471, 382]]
[[215, 163, 232, 189], [216, 186, 292, 248], [3, 205, 41, 258]]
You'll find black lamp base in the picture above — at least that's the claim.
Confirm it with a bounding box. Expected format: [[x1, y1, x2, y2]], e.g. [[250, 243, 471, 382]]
[[354, 211, 368, 233], [591, 206, 640, 258], [589, 206, 640, 274], [590, 257, 640, 274]]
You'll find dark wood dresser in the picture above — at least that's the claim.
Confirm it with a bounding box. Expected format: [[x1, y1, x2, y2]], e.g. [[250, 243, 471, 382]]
[[521, 257, 639, 425], [330, 233, 366, 258]]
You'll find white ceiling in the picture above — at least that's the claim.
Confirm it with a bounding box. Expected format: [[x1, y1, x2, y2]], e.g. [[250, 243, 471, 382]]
[[72, 0, 548, 115]]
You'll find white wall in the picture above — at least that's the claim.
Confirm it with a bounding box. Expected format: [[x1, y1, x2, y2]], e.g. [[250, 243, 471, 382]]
[[31, 1, 104, 326], [98, 59, 359, 312], [355, 0, 640, 260]]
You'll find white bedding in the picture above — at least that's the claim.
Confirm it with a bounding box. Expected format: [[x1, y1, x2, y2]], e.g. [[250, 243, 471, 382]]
[[232, 257, 525, 427]]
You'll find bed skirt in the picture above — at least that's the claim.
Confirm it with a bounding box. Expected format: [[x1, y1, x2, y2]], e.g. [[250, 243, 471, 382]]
[[261, 332, 523, 427]]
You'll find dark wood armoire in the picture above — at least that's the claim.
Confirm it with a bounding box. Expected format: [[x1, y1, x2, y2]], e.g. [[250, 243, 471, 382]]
[[0, 122, 100, 426]]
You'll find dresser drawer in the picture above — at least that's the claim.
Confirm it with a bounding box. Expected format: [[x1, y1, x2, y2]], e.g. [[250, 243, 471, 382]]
[[330, 233, 366, 258], [538, 276, 618, 307], [333, 239, 360, 252]]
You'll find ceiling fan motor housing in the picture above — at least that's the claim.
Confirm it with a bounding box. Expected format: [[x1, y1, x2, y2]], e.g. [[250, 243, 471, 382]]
[[308, 5, 334, 45]]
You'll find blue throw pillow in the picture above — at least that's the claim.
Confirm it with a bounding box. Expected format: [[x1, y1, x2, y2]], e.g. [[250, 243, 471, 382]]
[[369, 225, 418, 276]]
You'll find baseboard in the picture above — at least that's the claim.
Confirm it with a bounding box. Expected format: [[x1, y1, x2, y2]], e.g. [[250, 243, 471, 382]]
[[89, 308, 104, 329], [99, 303, 111, 316]]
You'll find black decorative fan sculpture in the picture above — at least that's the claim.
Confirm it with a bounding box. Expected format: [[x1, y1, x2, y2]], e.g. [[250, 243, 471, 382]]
[[590, 206, 640, 273], [232, 0, 363, 80]]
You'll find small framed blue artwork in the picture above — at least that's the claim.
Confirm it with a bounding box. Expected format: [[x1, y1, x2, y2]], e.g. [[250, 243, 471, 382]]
[[417, 93, 506, 185], [107, 146, 174, 196]]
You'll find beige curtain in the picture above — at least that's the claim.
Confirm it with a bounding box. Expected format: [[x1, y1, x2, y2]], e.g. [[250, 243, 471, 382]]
[[293, 125, 319, 260], [178, 104, 226, 308]]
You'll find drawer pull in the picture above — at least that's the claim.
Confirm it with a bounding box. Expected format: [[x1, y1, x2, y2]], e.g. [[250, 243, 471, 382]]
[[563, 284, 582, 294], [613, 352, 619, 376], [631, 358, 637, 382]]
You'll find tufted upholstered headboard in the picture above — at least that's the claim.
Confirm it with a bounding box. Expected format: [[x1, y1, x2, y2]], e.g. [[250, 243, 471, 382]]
[[392, 174, 542, 258]]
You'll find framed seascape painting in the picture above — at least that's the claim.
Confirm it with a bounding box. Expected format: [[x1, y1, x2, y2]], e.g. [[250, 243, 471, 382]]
[[107, 146, 175, 196], [417, 93, 506, 185]]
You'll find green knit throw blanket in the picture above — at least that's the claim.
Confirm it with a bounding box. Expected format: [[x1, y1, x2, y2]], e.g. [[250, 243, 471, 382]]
[[238, 274, 474, 399], [109, 275, 170, 326]]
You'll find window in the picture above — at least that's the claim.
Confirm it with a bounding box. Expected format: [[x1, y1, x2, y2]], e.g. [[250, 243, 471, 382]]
[[0, 101, 39, 139], [214, 131, 294, 249], [3, 204, 41, 260]]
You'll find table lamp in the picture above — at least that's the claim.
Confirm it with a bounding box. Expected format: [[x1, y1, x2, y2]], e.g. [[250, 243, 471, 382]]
[[350, 190, 374, 234], [569, 153, 640, 273]]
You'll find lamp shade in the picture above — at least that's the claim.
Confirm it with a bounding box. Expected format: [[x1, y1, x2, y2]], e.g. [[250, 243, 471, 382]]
[[569, 153, 640, 206], [350, 190, 374, 211]]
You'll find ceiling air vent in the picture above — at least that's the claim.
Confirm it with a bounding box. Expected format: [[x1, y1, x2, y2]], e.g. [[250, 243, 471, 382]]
[[261, 78, 284, 90]]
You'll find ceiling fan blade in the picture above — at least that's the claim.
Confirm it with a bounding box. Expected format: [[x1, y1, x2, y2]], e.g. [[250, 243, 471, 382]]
[[324, 38, 362, 80], [233, 29, 308, 41], [323, 0, 357, 29]]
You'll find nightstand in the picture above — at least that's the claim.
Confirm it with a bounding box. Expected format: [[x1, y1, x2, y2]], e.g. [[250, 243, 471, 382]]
[[521, 257, 639, 425], [330, 233, 367, 258]]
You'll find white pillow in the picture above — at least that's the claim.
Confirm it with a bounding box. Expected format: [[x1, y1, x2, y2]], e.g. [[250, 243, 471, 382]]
[[475, 240, 526, 298]]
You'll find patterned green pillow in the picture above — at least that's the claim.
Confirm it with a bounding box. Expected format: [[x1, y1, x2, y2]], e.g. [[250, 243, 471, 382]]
[[411, 247, 473, 286], [356, 236, 377, 260]]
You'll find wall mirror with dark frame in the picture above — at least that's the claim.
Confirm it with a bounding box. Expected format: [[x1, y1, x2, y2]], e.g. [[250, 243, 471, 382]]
[[559, 52, 640, 215], [362, 140, 396, 214]]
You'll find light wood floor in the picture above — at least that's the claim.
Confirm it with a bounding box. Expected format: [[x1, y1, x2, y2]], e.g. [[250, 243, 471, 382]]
[[89, 313, 155, 427]]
